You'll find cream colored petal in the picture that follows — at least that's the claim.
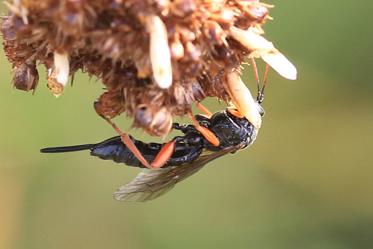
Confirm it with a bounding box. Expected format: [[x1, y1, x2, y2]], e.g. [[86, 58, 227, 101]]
[[53, 51, 70, 86], [225, 71, 262, 128], [229, 27, 297, 80], [262, 52, 297, 80], [146, 15, 173, 89], [229, 26, 275, 52]]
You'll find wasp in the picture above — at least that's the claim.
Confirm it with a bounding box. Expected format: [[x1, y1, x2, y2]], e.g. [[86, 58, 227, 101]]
[[41, 64, 269, 202]]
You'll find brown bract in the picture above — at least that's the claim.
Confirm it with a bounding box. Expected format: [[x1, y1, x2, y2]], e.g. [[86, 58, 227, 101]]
[[1, 0, 283, 136]]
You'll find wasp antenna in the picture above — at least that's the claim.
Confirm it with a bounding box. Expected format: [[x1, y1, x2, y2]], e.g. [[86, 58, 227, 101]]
[[251, 58, 264, 103], [258, 63, 270, 104], [251, 58, 260, 94], [263, 63, 270, 87]]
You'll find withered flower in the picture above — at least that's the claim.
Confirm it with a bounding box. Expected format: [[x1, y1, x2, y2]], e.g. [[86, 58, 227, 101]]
[[1, 0, 296, 136]]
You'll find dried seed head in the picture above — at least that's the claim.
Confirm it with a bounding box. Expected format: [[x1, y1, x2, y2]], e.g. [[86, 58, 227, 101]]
[[1, 0, 296, 136]]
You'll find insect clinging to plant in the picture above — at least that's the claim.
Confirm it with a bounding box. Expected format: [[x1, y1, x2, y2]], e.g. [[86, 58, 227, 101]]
[[41, 62, 270, 202]]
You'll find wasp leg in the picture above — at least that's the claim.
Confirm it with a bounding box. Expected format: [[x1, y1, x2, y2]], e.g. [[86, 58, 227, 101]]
[[100, 116, 152, 169], [195, 102, 213, 119], [150, 140, 176, 168], [173, 123, 198, 135], [173, 123, 188, 132], [227, 104, 245, 118], [188, 111, 220, 147]]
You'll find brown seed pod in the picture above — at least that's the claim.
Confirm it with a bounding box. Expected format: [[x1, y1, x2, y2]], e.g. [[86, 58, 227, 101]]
[[12, 62, 39, 92], [133, 105, 173, 137], [1, 0, 296, 136]]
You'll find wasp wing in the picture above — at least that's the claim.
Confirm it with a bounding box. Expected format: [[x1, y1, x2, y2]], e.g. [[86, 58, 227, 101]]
[[113, 146, 239, 202]]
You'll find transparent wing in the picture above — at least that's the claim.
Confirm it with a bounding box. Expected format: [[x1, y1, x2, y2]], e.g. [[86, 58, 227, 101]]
[[113, 147, 238, 202]]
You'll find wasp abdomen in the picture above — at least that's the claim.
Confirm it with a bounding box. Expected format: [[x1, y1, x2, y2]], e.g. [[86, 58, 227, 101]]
[[90, 137, 159, 168], [90, 136, 205, 168]]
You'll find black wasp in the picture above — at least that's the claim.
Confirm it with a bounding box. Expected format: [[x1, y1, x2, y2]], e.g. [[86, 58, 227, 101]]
[[41, 66, 269, 202]]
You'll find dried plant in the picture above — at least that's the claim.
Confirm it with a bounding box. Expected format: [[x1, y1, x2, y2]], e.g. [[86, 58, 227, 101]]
[[1, 0, 296, 136]]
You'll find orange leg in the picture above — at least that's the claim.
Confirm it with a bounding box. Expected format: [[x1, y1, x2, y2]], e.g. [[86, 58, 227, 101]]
[[227, 105, 245, 118], [195, 102, 213, 118], [227, 102, 245, 118], [151, 140, 176, 168], [101, 117, 152, 169], [188, 111, 220, 147], [100, 116, 176, 169]]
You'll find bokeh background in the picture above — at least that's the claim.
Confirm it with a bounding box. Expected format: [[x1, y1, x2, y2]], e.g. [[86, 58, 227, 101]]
[[1, 1, 372, 248]]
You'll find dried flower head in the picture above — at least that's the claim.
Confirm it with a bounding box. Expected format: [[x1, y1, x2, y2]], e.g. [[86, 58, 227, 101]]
[[1, 0, 296, 136]]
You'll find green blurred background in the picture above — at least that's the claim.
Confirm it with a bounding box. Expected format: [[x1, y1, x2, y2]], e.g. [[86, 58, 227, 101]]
[[1, 1, 372, 248]]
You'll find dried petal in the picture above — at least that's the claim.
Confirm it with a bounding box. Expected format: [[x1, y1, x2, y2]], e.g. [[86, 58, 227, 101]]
[[146, 15, 173, 89], [229, 27, 297, 80], [4, 0, 29, 24], [225, 71, 262, 128], [47, 68, 64, 97], [229, 27, 274, 51], [53, 51, 70, 87], [170, 38, 184, 60], [261, 52, 297, 80]]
